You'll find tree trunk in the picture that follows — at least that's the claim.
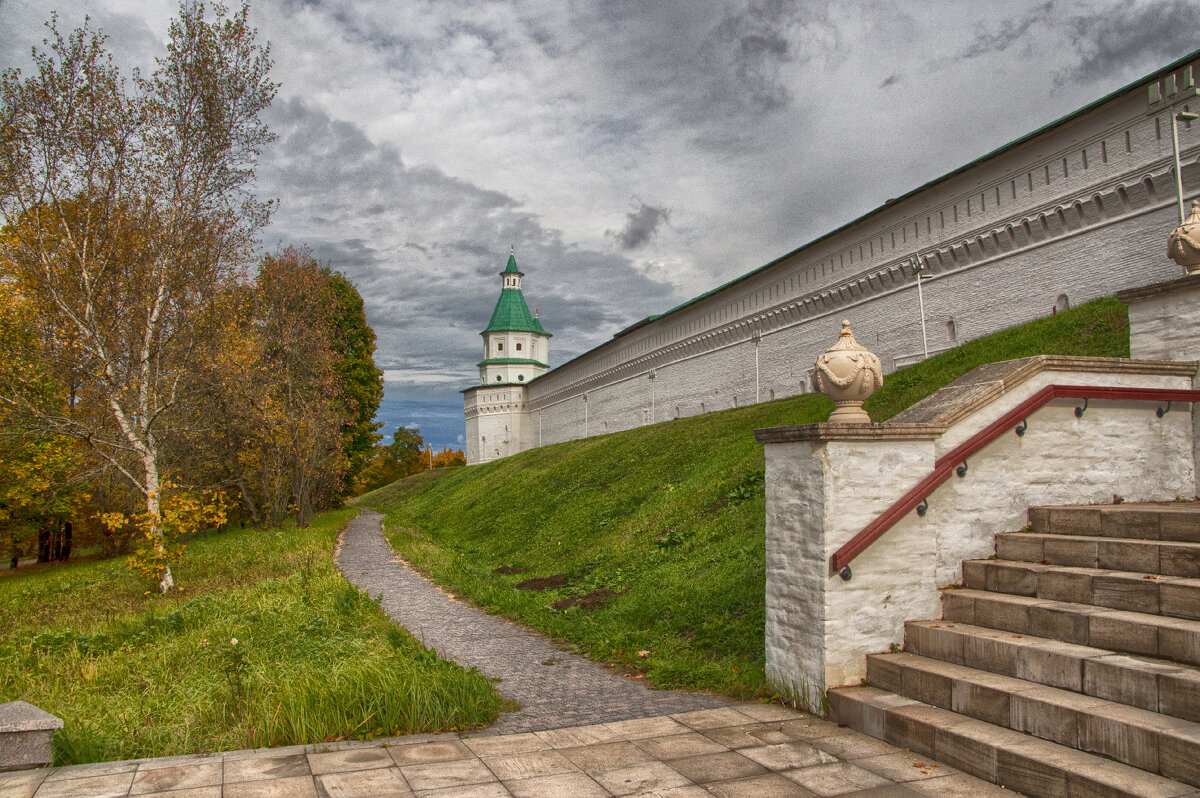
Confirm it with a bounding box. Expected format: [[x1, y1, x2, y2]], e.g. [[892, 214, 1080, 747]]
[[234, 474, 261, 525], [60, 522, 71, 562], [143, 455, 174, 593], [36, 524, 51, 563]]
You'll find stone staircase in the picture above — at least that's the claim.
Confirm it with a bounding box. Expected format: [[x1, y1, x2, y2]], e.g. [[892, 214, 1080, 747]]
[[828, 504, 1200, 797]]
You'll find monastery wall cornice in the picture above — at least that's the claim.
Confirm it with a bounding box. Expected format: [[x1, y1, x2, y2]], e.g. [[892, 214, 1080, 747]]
[[527, 147, 1195, 413]]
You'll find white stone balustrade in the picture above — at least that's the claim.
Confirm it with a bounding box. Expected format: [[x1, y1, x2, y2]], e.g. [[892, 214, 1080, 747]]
[[756, 355, 1198, 711]]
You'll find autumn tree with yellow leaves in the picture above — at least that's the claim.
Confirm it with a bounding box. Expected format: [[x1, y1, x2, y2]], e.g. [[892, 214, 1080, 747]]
[[0, 3, 276, 591]]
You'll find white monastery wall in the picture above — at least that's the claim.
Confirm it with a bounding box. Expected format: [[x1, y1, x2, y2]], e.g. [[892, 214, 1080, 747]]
[[499, 56, 1200, 457]]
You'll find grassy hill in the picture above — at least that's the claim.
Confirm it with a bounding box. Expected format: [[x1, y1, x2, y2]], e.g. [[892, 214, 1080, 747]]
[[358, 298, 1130, 698]]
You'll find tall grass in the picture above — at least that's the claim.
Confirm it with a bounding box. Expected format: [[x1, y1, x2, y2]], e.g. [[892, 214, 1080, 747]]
[[0, 510, 505, 764], [358, 299, 1130, 698]]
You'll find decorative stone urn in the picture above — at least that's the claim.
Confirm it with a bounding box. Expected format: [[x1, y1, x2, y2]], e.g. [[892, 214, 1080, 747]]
[[814, 319, 883, 423], [1168, 200, 1200, 273]]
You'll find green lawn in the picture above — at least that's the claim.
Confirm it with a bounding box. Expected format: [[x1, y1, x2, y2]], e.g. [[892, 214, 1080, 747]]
[[358, 298, 1130, 698], [0, 510, 505, 765]]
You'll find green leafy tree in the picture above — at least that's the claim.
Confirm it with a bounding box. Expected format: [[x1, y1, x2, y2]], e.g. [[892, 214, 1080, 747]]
[[323, 271, 383, 494], [388, 428, 427, 476], [353, 427, 426, 494]]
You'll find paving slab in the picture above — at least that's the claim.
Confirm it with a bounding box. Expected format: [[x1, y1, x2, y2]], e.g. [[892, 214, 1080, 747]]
[[389, 740, 474, 767], [223, 754, 309, 784], [127, 761, 220, 794], [313, 766, 412, 797], [502, 770, 608, 798], [783, 760, 894, 795]]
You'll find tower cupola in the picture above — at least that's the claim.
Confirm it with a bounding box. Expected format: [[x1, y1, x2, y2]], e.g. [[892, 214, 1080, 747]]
[[477, 250, 551, 386]]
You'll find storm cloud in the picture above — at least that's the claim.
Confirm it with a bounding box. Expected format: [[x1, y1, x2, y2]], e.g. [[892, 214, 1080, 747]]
[[609, 201, 671, 250]]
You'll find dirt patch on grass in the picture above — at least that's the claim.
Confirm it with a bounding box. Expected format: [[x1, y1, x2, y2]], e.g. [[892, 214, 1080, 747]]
[[515, 574, 567, 591], [493, 566, 532, 575], [550, 588, 618, 610]]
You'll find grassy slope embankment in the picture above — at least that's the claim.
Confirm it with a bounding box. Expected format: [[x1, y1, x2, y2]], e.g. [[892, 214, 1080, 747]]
[[0, 510, 506, 765], [360, 298, 1130, 699]]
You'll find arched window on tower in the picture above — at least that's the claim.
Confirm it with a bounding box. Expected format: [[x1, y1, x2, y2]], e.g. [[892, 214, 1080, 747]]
[[1055, 294, 1070, 313], [946, 320, 957, 342]]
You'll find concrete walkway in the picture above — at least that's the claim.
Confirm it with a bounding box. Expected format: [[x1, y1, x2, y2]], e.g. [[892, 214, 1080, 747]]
[[1, 705, 1017, 797], [334, 509, 727, 734]]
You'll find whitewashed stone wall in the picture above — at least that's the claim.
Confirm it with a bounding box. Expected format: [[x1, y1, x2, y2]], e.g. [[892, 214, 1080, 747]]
[[1123, 276, 1200, 362], [1120, 275, 1200, 520], [479, 56, 1200, 459], [758, 358, 1197, 711], [463, 385, 532, 464]]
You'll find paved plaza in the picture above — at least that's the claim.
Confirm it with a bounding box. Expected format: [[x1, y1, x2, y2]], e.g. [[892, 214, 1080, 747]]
[[0, 704, 1014, 797]]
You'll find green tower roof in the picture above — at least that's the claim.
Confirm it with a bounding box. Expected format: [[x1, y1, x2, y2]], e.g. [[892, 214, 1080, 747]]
[[483, 289, 544, 334], [482, 253, 551, 336], [501, 253, 523, 275]]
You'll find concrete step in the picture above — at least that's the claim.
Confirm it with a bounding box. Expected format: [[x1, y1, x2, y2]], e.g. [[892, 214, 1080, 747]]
[[1029, 504, 1200, 543], [827, 685, 1200, 797], [963, 559, 1200, 621], [993, 533, 1200, 577], [865, 650, 1200, 781], [941, 589, 1200, 667], [905, 619, 1200, 722]]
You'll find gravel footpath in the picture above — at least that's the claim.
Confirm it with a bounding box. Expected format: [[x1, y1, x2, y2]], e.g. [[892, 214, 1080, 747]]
[[335, 509, 728, 735]]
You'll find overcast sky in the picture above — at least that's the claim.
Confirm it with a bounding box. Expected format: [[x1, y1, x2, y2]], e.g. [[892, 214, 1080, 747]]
[[2, 0, 1198, 400]]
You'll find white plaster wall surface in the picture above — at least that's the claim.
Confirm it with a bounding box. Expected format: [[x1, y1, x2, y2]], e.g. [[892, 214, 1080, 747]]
[[472, 57, 1200, 460], [817, 440, 937, 693], [926, 400, 1194, 586], [932, 368, 1193, 457], [763, 441, 830, 707], [1128, 286, 1200, 361]]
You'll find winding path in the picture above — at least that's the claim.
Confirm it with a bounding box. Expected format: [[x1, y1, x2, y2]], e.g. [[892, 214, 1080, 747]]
[[335, 509, 728, 735]]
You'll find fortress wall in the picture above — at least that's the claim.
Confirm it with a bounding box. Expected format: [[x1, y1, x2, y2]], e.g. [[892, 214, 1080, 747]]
[[530, 199, 1183, 447], [507, 57, 1200, 453]]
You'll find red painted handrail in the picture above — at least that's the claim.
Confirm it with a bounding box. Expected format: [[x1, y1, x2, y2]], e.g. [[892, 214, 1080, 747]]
[[829, 384, 1200, 576]]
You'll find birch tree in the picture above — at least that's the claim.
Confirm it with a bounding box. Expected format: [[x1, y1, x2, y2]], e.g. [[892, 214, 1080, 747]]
[[0, 3, 275, 591]]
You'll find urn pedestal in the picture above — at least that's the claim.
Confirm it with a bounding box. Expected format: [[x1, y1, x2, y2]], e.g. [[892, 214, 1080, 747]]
[[814, 320, 883, 424]]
